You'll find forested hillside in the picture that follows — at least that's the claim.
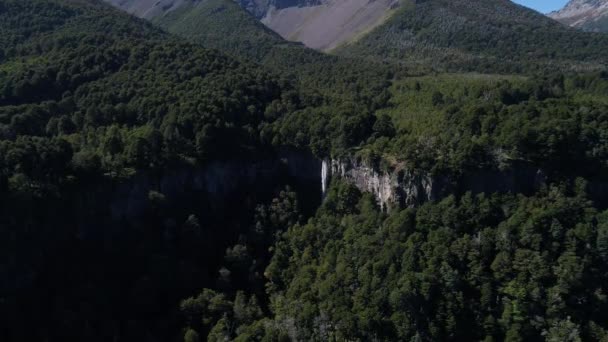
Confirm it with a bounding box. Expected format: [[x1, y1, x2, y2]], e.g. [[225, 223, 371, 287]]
[[337, 0, 608, 72], [152, 0, 398, 108], [115, 0, 608, 74], [152, 0, 286, 62], [3, 0, 608, 341], [265, 181, 608, 341], [0, 0, 303, 340]]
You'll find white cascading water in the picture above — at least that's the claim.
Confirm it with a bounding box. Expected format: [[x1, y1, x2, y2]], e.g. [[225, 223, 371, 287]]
[[321, 159, 329, 197]]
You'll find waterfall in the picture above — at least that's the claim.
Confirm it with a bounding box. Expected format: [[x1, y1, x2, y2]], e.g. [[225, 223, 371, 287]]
[[321, 159, 329, 197]]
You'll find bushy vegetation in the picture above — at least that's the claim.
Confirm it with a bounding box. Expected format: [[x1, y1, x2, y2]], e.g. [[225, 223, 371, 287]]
[[153, 0, 286, 63], [172, 180, 608, 341], [276, 72, 608, 182], [0, 0, 302, 340], [0, 0, 303, 189], [154, 0, 398, 112], [263, 181, 608, 341]]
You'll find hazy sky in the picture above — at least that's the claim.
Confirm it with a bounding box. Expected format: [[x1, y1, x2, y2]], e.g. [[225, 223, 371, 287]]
[[512, 0, 569, 13]]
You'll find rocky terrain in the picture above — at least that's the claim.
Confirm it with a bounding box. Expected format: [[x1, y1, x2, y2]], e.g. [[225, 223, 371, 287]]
[[549, 0, 608, 31], [105, 0, 400, 51], [259, 0, 400, 51]]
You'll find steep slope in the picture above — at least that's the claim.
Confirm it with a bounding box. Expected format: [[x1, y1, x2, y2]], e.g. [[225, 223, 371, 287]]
[[103, 0, 397, 110], [104, 0, 608, 73], [106, 0, 399, 51], [336, 0, 608, 72], [549, 0, 608, 32], [102, 0, 191, 18], [0, 0, 307, 340], [259, 0, 400, 51], [151, 0, 288, 61], [6, 1, 608, 342]]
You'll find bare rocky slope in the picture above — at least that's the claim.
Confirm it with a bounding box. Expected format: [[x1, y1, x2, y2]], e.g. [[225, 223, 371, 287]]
[[104, 0, 401, 51], [258, 0, 400, 51], [549, 0, 608, 32]]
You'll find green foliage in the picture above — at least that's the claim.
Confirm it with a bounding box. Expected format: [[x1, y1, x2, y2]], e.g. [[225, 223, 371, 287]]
[[265, 182, 608, 341], [154, 0, 286, 62], [338, 0, 608, 73], [4, 1, 608, 342], [183, 328, 200, 342], [372, 72, 608, 177], [0, 0, 305, 191], [180, 288, 269, 341]]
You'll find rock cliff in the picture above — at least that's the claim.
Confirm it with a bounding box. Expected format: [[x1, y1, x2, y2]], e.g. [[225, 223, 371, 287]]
[[77, 149, 602, 227], [87, 152, 321, 223], [324, 156, 548, 211]]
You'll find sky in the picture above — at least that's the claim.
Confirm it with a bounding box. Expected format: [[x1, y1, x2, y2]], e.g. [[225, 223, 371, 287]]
[[512, 0, 570, 13]]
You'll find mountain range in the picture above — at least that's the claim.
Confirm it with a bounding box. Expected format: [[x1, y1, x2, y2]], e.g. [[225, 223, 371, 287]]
[[103, 0, 608, 72], [550, 0, 608, 32]]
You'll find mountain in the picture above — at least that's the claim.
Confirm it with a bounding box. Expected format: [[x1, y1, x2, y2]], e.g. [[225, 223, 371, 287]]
[[336, 0, 608, 72], [104, 0, 287, 57], [105, 0, 398, 115], [256, 0, 400, 51], [150, 0, 288, 61], [104, 0, 608, 72], [101, 0, 191, 18], [549, 0, 608, 32], [106, 0, 400, 52]]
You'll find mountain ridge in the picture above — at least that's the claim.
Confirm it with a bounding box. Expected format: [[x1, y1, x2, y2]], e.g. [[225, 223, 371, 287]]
[[336, 0, 608, 72], [549, 0, 608, 31], [103, 0, 608, 73]]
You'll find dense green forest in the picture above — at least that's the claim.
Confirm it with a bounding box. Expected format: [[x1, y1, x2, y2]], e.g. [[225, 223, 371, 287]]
[[0, 0, 303, 340], [3, 0, 608, 341], [153, 0, 399, 111], [337, 0, 608, 73], [152, 0, 287, 62], [266, 181, 608, 341]]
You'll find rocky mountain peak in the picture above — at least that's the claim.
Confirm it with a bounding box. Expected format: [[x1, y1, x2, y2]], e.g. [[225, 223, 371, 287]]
[[549, 0, 608, 31]]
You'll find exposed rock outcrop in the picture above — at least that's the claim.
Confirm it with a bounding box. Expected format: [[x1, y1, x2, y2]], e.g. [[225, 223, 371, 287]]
[[259, 0, 400, 51], [549, 0, 608, 32], [323, 156, 548, 211], [106, 152, 320, 220], [74, 147, 602, 229]]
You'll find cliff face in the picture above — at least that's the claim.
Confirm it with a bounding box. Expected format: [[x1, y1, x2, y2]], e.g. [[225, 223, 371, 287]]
[[72, 151, 322, 236], [102, 153, 553, 222], [323, 158, 442, 210], [76, 150, 598, 228], [324, 157, 548, 211]]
